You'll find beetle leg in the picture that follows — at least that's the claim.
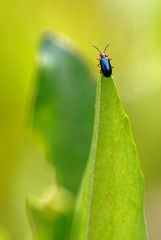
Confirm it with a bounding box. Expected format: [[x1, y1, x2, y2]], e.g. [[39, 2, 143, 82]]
[[112, 66, 114, 68], [109, 58, 112, 60], [97, 63, 101, 67], [96, 58, 100, 60]]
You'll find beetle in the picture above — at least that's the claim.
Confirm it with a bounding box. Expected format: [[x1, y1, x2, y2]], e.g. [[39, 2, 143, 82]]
[[92, 44, 113, 77]]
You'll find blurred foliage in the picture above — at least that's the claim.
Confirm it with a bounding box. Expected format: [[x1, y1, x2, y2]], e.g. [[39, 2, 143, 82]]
[[32, 34, 95, 194], [0, 0, 161, 239], [0, 227, 10, 240], [27, 34, 95, 240], [27, 186, 74, 240]]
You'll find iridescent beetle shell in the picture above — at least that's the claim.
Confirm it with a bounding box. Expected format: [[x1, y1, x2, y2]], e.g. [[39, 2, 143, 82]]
[[92, 44, 112, 77]]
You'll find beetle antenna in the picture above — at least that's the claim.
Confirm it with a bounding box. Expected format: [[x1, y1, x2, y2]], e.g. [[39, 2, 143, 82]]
[[92, 45, 102, 54], [103, 43, 110, 53]]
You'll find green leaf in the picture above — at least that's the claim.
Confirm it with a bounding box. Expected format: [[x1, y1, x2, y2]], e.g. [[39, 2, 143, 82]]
[[71, 76, 148, 240], [28, 33, 96, 240], [32, 33, 95, 194]]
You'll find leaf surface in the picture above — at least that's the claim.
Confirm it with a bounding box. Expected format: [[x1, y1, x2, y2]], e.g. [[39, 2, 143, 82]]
[[72, 75, 148, 240]]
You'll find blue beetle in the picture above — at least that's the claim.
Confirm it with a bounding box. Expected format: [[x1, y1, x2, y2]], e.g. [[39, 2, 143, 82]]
[[92, 44, 112, 77]]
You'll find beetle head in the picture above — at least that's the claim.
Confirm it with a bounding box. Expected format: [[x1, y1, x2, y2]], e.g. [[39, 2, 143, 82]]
[[92, 43, 110, 58], [100, 53, 107, 58]]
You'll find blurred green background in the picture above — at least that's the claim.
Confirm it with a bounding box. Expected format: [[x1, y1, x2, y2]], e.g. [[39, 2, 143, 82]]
[[1, 0, 161, 239]]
